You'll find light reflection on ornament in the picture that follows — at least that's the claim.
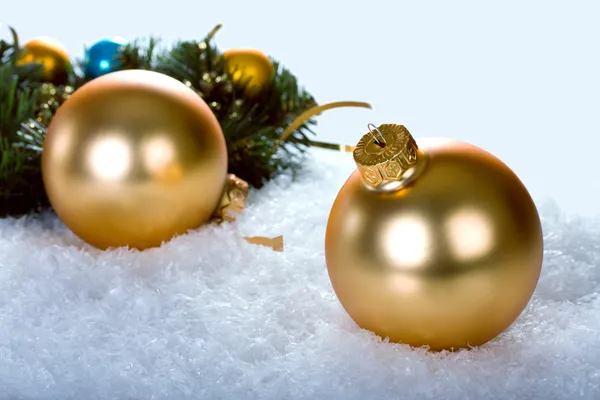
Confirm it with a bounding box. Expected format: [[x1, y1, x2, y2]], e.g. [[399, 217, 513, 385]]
[[88, 135, 131, 181], [445, 208, 494, 262], [384, 214, 432, 269]]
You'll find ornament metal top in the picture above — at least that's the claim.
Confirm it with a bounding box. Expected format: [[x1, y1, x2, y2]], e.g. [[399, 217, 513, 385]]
[[353, 123, 427, 192], [325, 123, 543, 351]]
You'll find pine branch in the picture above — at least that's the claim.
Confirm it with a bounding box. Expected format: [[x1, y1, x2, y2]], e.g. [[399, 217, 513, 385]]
[[0, 119, 49, 216], [0, 59, 50, 215], [0, 25, 323, 217], [0, 29, 57, 216], [154, 29, 318, 186], [221, 61, 318, 186], [118, 37, 160, 71]]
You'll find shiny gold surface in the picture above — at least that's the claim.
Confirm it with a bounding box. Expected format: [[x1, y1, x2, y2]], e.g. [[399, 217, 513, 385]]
[[222, 48, 273, 96], [354, 124, 418, 186], [42, 70, 228, 250], [17, 37, 71, 85], [212, 174, 249, 222], [325, 130, 543, 351]]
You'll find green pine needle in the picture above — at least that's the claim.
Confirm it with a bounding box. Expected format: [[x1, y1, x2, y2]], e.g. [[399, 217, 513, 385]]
[[0, 25, 320, 217]]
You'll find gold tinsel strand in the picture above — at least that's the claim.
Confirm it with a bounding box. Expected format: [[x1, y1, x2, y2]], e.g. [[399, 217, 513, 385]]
[[35, 83, 73, 126]]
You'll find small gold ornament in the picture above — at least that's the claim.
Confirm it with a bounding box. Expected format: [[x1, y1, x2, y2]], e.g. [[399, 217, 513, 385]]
[[17, 37, 71, 85], [42, 70, 228, 250], [325, 124, 543, 351], [212, 174, 250, 222], [222, 48, 273, 96]]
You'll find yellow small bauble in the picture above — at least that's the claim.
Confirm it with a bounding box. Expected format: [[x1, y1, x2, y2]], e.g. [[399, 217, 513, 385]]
[[42, 70, 228, 250], [17, 36, 71, 85], [222, 48, 273, 95], [325, 124, 543, 351]]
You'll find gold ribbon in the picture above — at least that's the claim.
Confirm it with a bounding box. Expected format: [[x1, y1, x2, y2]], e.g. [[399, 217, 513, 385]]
[[244, 235, 284, 252], [303, 139, 356, 152], [275, 101, 372, 151], [203, 23, 368, 153]]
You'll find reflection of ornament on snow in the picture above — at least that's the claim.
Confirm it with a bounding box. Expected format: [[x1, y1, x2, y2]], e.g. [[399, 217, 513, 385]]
[[326, 123, 543, 351]]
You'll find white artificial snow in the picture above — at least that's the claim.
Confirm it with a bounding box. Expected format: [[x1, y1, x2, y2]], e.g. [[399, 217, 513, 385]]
[[0, 149, 598, 400]]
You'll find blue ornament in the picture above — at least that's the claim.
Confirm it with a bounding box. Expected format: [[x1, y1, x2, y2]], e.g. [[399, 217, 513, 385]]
[[84, 37, 128, 80]]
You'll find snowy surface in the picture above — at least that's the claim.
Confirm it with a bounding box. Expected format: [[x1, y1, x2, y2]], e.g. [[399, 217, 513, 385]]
[[0, 149, 598, 400]]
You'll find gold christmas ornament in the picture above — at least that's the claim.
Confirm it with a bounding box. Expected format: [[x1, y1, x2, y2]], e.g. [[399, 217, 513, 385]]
[[17, 36, 71, 85], [222, 48, 273, 95], [42, 69, 228, 250], [325, 124, 543, 351]]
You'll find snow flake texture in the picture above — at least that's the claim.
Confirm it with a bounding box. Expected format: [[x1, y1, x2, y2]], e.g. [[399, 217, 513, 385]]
[[0, 150, 598, 399]]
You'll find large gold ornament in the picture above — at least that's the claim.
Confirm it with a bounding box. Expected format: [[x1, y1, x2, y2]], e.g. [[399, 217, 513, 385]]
[[42, 70, 228, 250], [17, 37, 71, 85], [222, 48, 273, 96], [325, 124, 543, 351]]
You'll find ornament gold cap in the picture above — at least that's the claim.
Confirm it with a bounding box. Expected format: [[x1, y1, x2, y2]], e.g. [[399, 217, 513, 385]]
[[353, 124, 421, 189]]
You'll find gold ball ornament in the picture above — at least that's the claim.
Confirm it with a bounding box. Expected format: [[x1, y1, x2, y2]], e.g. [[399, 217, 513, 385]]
[[42, 70, 228, 250], [17, 37, 71, 85], [222, 48, 273, 96], [325, 124, 543, 351]]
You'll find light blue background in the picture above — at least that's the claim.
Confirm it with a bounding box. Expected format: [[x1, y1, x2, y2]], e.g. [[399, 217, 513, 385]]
[[4, 0, 599, 216]]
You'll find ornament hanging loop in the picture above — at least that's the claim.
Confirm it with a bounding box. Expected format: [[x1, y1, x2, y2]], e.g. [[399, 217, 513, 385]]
[[367, 123, 387, 147], [353, 124, 425, 192]]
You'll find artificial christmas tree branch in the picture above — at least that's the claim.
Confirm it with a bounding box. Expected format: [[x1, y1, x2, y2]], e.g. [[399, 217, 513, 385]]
[[0, 24, 322, 217], [0, 33, 55, 216]]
